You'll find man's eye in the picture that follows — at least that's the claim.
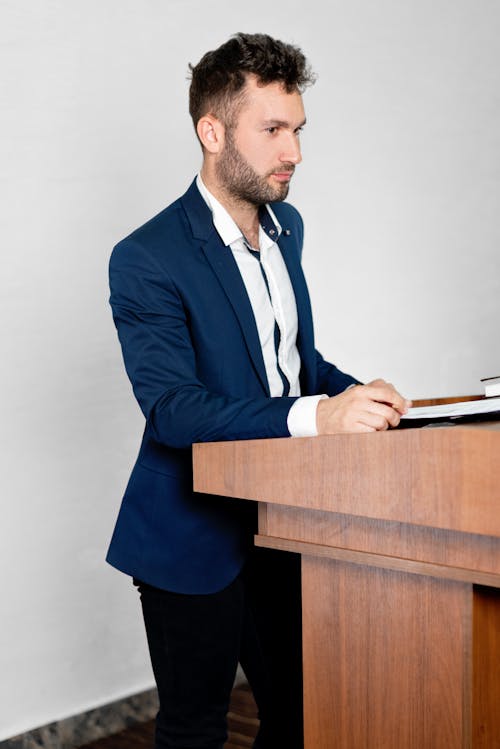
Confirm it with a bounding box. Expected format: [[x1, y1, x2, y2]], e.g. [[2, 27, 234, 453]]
[[266, 127, 278, 134]]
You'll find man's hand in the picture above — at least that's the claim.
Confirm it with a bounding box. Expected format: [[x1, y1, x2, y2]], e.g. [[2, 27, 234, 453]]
[[316, 379, 412, 435]]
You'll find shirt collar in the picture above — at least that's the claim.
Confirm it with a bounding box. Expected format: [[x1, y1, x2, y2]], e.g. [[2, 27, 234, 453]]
[[196, 173, 282, 247]]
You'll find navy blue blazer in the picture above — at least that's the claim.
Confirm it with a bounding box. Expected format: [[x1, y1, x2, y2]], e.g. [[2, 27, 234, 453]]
[[107, 179, 358, 593]]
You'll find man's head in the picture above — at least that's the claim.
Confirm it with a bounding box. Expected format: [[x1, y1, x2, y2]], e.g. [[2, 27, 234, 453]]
[[189, 32, 315, 134], [189, 34, 315, 206]]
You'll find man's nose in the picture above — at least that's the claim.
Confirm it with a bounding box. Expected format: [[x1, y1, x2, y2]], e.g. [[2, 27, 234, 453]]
[[280, 133, 302, 165]]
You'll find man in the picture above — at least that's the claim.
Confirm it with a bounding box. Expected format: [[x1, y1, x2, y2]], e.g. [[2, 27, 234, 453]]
[[107, 32, 410, 749]]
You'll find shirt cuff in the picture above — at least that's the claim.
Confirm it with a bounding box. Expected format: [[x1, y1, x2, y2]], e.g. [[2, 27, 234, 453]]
[[287, 394, 328, 438]]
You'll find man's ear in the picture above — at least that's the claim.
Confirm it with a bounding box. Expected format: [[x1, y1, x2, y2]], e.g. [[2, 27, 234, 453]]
[[196, 114, 225, 154]]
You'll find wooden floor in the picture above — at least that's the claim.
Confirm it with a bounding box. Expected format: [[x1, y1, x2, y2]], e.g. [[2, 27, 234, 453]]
[[79, 684, 259, 749]]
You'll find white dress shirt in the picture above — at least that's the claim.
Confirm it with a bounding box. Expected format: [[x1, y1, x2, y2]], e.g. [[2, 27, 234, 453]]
[[197, 175, 325, 437]]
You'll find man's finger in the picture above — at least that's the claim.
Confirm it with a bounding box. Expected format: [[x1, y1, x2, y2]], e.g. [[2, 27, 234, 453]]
[[359, 384, 410, 414]]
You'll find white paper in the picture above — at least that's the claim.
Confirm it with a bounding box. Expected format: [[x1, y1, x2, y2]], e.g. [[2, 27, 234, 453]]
[[402, 397, 500, 421]]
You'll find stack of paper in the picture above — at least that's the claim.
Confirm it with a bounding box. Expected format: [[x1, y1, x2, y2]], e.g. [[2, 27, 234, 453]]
[[401, 397, 500, 424]]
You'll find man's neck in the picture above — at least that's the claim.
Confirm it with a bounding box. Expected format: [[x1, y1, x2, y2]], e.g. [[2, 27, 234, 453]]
[[200, 167, 261, 250]]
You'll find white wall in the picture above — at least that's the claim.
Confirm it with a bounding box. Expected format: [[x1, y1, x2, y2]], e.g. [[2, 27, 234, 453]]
[[1, 0, 499, 739]]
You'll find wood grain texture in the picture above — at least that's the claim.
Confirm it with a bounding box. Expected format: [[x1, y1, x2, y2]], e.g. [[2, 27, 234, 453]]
[[193, 422, 500, 537], [263, 505, 500, 576], [473, 586, 500, 747], [302, 557, 472, 749], [257, 501, 268, 535], [192, 408, 500, 748], [255, 534, 500, 587]]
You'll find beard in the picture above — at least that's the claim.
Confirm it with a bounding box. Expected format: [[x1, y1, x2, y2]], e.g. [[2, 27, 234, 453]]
[[215, 130, 294, 206]]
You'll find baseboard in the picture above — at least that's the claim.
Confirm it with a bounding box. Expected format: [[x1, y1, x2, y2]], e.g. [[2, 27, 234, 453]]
[[0, 688, 159, 749], [1, 666, 248, 748]]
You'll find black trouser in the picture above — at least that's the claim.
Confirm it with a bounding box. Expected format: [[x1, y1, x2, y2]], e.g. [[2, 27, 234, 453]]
[[136, 546, 303, 749]]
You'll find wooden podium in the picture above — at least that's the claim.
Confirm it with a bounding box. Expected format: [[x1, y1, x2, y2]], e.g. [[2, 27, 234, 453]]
[[193, 422, 500, 748]]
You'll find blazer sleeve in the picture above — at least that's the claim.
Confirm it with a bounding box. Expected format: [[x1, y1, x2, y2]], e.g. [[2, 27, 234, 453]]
[[109, 239, 298, 450], [314, 349, 361, 396]]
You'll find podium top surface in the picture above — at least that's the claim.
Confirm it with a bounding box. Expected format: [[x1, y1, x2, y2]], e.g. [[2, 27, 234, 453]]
[[193, 422, 500, 538]]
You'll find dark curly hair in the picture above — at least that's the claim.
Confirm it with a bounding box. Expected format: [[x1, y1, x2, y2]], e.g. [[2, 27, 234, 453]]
[[188, 32, 315, 134]]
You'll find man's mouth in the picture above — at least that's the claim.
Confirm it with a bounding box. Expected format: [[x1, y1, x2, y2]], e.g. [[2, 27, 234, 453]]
[[271, 171, 294, 182]]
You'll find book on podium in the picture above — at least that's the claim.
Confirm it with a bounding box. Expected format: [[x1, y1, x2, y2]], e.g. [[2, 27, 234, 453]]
[[481, 375, 500, 398]]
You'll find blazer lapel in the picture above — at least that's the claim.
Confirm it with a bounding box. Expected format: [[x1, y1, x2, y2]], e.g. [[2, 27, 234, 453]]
[[180, 180, 270, 396]]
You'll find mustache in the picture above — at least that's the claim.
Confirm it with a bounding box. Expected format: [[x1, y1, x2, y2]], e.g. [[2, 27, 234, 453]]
[[268, 165, 295, 175]]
